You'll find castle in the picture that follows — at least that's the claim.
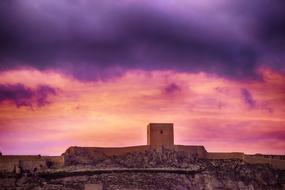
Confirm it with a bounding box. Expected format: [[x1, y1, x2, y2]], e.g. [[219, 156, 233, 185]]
[[0, 123, 285, 173]]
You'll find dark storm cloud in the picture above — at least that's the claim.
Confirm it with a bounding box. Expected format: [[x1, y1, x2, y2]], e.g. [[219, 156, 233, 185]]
[[231, 0, 285, 70], [243, 0, 285, 45], [0, 0, 284, 80], [0, 83, 57, 108]]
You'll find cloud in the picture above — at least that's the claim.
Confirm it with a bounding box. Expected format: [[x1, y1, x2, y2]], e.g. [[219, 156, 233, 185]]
[[0, 83, 57, 108], [36, 85, 57, 107], [0, 69, 284, 154], [164, 83, 181, 95], [240, 88, 274, 113], [0, 0, 284, 81], [240, 88, 256, 108]]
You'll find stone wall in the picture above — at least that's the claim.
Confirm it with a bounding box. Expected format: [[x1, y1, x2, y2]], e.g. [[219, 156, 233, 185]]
[[271, 160, 285, 170], [207, 152, 245, 160], [0, 159, 18, 173], [0, 156, 42, 173], [174, 145, 207, 158], [207, 152, 285, 170], [43, 156, 65, 168], [0, 155, 64, 173], [244, 155, 285, 170]]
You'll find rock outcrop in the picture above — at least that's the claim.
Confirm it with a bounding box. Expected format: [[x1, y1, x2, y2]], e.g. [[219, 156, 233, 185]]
[[64, 147, 200, 168]]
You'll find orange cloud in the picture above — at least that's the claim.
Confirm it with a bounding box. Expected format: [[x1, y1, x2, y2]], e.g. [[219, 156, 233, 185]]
[[0, 68, 284, 155]]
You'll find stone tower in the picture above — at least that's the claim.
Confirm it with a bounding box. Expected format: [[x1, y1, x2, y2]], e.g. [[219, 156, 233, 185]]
[[147, 123, 174, 146]]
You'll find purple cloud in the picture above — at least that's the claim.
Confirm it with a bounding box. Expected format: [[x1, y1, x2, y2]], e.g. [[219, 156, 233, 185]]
[[240, 88, 274, 113], [164, 83, 181, 95], [0, 84, 57, 108], [0, 0, 284, 80], [240, 88, 256, 108], [35, 85, 57, 107]]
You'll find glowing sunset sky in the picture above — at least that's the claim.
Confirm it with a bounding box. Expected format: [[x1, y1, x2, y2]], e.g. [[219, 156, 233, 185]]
[[0, 0, 284, 155]]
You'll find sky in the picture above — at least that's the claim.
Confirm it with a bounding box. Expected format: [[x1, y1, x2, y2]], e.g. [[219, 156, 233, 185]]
[[0, 0, 284, 155]]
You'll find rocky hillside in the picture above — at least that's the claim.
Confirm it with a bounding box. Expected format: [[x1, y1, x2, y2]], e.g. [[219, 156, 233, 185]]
[[64, 147, 200, 168], [1, 148, 285, 190]]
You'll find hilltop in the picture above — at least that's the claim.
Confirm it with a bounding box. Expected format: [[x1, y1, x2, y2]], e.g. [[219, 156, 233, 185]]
[[1, 147, 285, 190]]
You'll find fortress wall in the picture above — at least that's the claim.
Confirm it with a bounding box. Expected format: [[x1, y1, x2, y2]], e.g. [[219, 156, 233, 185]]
[[0, 155, 42, 161], [92, 145, 151, 156], [243, 155, 271, 164], [0, 159, 18, 173], [174, 145, 208, 158], [0, 156, 44, 172], [207, 152, 245, 160], [243, 155, 285, 169], [42, 156, 64, 168], [270, 159, 285, 170], [206, 154, 285, 170], [251, 154, 285, 160], [271, 155, 285, 160], [0, 155, 65, 172], [65, 145, 208, 159], [206, 153, 285, 170], [21, 160, 47, 171]]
